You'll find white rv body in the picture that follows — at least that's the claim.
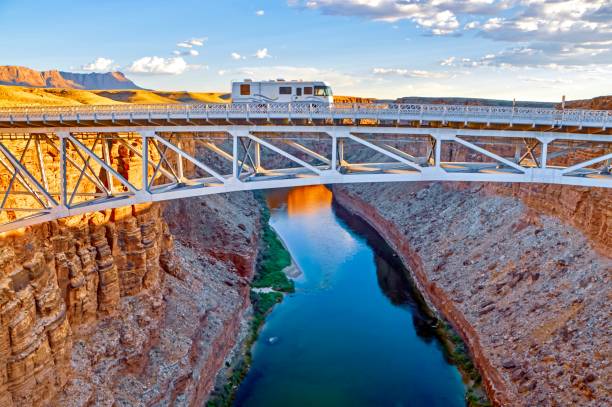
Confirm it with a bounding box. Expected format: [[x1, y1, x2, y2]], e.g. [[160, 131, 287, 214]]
[[231, 80, 333, 104]]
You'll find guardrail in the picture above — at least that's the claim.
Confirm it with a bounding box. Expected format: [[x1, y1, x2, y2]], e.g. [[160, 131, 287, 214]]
[[0, 103, 609, 128]]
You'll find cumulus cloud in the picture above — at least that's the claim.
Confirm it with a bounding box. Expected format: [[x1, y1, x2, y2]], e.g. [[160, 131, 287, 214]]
[[231, 52, 246, 60], [289, 0, 505, 35], [82, 57, 114, 72], [254, 48, 271, 59], [291, 0, 612, 68], [255, 10, 265, 16], [372, 68, 450, 79], [127, 56, 190, 75]]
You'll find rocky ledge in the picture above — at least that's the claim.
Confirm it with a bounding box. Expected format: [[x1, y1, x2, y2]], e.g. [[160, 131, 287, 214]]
[[333, 182, 610, 407]]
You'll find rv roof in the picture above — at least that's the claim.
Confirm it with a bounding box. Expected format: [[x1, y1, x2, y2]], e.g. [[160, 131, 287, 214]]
[[235, 79, 327, 84]]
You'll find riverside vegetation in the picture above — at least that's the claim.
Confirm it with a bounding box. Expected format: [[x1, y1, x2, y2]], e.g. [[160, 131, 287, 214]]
[[207, 194, 294, 407]]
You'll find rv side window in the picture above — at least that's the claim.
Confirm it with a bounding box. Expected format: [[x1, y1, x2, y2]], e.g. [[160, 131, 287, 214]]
[[304, 87, 313, 95], [296, 88, 302, 96], [240, 84, 251, 95], [279, 86, 292, 95]]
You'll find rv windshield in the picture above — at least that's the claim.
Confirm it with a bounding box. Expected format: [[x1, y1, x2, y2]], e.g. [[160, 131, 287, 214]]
[[314, 86, 332, 97]]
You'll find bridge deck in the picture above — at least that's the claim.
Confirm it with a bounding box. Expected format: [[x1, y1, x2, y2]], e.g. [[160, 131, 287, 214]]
[[0, 103, 610, 134]]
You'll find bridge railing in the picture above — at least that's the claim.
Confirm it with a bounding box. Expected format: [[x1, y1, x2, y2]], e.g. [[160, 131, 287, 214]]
[[0, 102, 610, 127]]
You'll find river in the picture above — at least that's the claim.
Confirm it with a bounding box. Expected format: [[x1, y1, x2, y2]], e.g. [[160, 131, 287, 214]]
[[234, 185, 466, 406]]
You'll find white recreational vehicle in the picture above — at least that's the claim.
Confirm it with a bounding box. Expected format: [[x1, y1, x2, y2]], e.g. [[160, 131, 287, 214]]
[[231, 79, 333, 104]]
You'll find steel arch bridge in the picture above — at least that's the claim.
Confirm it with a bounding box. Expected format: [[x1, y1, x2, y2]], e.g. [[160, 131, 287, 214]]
[[0, 102, 610, 233]]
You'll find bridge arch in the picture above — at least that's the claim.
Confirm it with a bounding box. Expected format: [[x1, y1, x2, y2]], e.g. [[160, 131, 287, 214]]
[[0, 103, 610, 232]]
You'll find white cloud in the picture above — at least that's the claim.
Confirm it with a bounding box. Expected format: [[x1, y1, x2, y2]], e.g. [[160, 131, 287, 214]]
[[255, 10, 265, 16], [127, 56, 190, 75], [188, 37, 207, 46], [254, 48, 271, 59], [372, 68, 450, 79], [177, 37, 207, 49], [440, 56, 456, 66], [289, 0, 505, 35], [464, 21, 480, 30], [231, 52, 246, 60], [82, 57, 114, 72], [291, 0, 612, 68], [173, 49, 199, 56]]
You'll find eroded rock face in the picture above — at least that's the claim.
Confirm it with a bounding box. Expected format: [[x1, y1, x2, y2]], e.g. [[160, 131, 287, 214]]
[[334, 182, 611, 407], [0, 189, 261, 406], [0, 203, 172, 406]]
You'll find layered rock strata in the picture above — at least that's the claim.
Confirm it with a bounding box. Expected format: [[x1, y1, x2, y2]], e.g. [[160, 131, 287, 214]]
[[334, 182, 610, 406], [0, 190, 261, 406]]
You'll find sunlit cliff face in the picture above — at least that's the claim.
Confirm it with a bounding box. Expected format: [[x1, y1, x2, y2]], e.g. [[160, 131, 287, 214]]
[[266, 185, 332, 216]]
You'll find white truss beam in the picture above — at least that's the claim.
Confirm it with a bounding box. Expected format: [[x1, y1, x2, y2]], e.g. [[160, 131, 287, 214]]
[[0, 140, 57, 207], [0, 125, 607, 233], [66, 133, 138, 194], [453, 136, 525, 172], [560, 152, 612, 175], [345, 133, 422, 172], [244, 132, 323, 175], [282, 140, 331, 165], [152, 134, 226, 183]]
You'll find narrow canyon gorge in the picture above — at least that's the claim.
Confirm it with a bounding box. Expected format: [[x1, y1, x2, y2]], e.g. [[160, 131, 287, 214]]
[[0, 100, 609, 406], [333, 181, 610, 406]]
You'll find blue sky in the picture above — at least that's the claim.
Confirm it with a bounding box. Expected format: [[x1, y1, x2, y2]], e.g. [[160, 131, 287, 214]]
[[1, 0, 610, 101]]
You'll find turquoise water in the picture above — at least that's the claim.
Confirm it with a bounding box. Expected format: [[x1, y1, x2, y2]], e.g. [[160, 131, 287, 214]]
[[234, 186, 466, 407]]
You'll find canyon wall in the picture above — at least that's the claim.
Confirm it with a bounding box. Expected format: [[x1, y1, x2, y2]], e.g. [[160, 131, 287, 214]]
[[0, 133, 262, 406], [0, 203, 173, 406], [0, 191, 260, 406], [334, 182, 610, 406]]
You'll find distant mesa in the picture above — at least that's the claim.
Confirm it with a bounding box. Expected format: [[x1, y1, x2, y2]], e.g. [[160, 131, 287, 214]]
[[394, 96, 555, 108], [561, 95, 612, 110], [0, 65, 143, 90]]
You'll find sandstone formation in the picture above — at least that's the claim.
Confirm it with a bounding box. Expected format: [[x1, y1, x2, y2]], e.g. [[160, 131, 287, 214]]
[[0, 203, 172, 406], [334, 182, 611, 406]]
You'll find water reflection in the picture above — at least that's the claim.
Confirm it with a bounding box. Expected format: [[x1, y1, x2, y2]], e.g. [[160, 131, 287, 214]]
[[334, 202, 439, 342], [236, 186, 465, 407], [266, 184, 333, 214]]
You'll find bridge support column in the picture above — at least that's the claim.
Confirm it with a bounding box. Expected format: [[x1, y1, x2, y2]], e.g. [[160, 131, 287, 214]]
[[232, 132, 239, 179], [56, 132, 69, 209], [541, 141, 548, 168], [331, 133, 338, 172], [338, 138, 345, 167], [434, 136, 442, 168], [176, 138, 184, 182], [139, 131, 155, 198], [254, 141, 261, 173], [101, 135, 115, 194]]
